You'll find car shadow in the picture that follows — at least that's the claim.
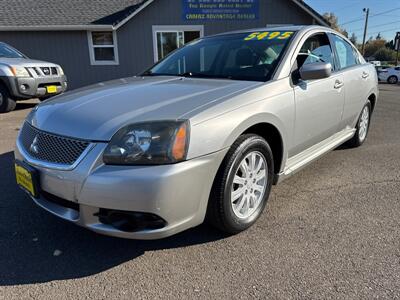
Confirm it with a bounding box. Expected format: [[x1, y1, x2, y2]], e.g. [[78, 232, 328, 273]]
[[14, 101, 38, 112], [334, 143, 350, 151], [0, 151, 227, 286]]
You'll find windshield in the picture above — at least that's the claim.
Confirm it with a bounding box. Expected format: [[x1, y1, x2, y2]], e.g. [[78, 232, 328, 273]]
[[0, 43, 24, 58], [145, 31, 296, 82]]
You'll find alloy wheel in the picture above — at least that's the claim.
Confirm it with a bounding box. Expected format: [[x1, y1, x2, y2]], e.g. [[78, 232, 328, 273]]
[[359, 106, 369, 142], [230, 151, 267, 219]]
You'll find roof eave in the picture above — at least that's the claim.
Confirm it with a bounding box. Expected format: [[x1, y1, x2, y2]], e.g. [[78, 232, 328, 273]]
[[291, 0, 330, 27], [0, 25, 114, 31], [113, 0, 154, 29]]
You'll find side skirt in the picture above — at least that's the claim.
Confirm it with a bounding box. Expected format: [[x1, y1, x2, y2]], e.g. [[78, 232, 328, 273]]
[[276, 128, 356, 184]]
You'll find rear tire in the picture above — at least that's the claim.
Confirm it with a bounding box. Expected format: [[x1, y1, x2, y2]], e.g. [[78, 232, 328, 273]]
[[0, 84, 16, 113], [346, 100, 371, 148], [206, 134, 274, 234], [387, 76, 398, 84]]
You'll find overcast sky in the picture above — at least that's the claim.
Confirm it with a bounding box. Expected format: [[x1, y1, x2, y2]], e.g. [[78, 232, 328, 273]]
[[305, 0, 400, 42]]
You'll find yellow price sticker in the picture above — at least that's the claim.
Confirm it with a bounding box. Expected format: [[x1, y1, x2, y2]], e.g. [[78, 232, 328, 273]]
[[244, 31, 294, 41]]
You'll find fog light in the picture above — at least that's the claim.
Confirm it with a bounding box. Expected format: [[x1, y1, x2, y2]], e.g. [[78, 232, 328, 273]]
[[95, 208, 167, 232], [20, 84, 28, 91]]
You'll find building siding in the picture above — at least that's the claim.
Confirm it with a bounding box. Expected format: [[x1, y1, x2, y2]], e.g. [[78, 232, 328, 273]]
[[0, 0, 318, 90]]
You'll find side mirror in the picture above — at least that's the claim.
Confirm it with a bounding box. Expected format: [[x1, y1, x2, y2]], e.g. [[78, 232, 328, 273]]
[[299, 62, 332, 80]]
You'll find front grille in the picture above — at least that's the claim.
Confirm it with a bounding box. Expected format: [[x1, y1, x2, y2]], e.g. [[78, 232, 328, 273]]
[[32, 67, 41, 76], [50, 67, 58, 75], [19, 122, 90, 166]]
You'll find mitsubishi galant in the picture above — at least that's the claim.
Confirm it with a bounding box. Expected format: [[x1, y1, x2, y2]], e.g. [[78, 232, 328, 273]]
[[14, 26, 378, 239]]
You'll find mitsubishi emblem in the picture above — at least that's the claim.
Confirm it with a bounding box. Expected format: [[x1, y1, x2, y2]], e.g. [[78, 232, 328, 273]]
[[30, 136, 39, 154]]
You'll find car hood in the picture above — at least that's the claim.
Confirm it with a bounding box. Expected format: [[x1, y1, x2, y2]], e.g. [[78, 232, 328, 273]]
[[29, 76, 261, 141], [0, 57, 60, 67]]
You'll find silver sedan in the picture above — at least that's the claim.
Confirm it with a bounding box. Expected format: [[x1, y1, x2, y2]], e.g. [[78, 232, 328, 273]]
[[14, 25, 378, 239]]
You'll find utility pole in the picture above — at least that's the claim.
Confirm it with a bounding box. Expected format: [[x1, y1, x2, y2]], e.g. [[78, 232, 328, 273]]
[[361, 8, 370, 57], [395, 32, 400, 66]]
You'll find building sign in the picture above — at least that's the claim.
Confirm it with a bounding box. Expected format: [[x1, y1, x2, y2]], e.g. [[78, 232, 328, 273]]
[[182, 0, 259, 21]]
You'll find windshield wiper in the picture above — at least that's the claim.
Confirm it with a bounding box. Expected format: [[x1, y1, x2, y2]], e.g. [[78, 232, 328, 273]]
[[141, 71, 161, 76], [141, 71, 181, 77], [178, 72, 218, 78], [141, 71, 248, 81]]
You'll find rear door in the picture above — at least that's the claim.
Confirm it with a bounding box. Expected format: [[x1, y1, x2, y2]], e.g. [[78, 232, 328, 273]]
[[329, 34, 368, 130], [291, 32, 345, 156]]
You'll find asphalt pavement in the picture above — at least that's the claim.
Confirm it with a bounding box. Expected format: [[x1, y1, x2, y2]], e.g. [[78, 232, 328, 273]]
[[0, 85, 399, 299]]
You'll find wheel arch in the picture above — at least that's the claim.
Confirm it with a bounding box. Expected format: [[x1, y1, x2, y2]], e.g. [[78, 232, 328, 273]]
[[0, 77, 11, 91], [221, 113, 288, 183], [242, 123, 284, 181], [368, 93, 377, 112]]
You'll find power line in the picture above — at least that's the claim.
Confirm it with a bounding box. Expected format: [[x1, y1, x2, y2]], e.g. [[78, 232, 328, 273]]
[[348, 21, 400, 33], [366, 27, 400, 37], [340, 7, 400, 26], [353, 27, 400, 39], [340, 17, 364, 26], [379, 14, 400, 18], [370, 7, 400, 17]]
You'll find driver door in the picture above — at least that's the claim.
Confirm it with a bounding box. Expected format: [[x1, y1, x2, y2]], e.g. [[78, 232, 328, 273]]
[[291, 32, 345, 157]]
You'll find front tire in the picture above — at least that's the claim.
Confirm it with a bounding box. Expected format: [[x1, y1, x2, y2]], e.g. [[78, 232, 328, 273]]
[[207, 134, 274, 234], [347, 100, 371, 148], [387, 76, 398, 84], [0, 85, 16, 113]]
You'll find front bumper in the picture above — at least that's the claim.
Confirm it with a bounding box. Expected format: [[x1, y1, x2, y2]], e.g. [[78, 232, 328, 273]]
[[4, 75, 67, 99], [15, 142, 227, 239]]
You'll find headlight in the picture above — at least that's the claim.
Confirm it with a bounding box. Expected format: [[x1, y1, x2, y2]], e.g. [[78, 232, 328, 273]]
[[103, 120, 190, 165], [10, 66, 30, 77], [58, 67, 64, 75]]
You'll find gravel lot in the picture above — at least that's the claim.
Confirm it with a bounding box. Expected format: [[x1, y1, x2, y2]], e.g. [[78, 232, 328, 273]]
[[0, 85, 399, 299]]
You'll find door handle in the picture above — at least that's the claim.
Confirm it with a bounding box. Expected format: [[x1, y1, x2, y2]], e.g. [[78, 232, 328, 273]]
[[362, 72, 369, 79], [334, 80, 344, 89]]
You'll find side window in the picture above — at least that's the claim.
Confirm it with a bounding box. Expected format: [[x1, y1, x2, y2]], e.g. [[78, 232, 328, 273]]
[[296, 33, 334, 69], [352, 47, 361, 64], [331, 35, 358, 69]]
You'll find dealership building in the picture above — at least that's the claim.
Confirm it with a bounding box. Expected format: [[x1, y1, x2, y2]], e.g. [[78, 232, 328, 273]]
[[0, 0, 328, 89]]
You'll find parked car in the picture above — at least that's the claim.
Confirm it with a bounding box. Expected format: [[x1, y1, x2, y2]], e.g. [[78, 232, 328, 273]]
[[378, 66, 400, 84], [15, 25, 378, 239], [369, 60, 381, 66], [0, 42, 67, 113]]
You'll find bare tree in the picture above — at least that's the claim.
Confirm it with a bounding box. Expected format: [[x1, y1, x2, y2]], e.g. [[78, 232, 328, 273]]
[[323, 12, 349, 37], [350, 33, 358, 45]]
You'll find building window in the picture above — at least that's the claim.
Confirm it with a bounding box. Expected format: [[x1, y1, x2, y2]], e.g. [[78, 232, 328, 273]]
[[152, 25, 204, 62], [87, 31, 119, 65]]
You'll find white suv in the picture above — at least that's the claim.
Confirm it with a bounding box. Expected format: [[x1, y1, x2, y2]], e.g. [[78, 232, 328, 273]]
[[378, 66, 400, 84]]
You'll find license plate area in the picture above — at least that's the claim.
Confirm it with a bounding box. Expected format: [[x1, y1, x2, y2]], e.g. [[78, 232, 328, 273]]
[[46, 85, 57, 94], [15, 160, 40, 198]]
